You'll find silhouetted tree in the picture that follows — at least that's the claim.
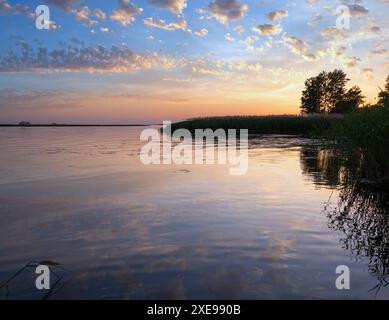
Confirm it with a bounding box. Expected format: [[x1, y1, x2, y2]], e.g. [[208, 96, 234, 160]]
[[300, 70, 364, 114], [301, 73, 325, 114], [378, 75, 389, 108], [332, 86, 365, 113], [324, 70, 349, 112], [18, 121, 31, 126]]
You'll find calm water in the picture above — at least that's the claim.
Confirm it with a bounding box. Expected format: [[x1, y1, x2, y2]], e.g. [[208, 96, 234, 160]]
[[0, 127, 388, 299]]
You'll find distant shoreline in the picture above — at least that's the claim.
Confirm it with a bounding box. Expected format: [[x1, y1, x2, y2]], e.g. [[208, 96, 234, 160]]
[[0, 124, 158, 127]]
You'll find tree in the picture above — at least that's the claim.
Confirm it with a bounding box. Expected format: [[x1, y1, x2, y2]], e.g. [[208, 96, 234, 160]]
[[324, 70, 349, 113], [300, 69, 363, 114], [332, 86, 365, 113], [301, 74, 325, 114], [18, 121, 31, 126], [378, 75, 389, 108]]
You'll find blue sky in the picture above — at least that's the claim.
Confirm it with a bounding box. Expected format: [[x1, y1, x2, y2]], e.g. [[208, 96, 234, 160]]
[[0, 1, 315, 59], [0, 0, 388, 123]]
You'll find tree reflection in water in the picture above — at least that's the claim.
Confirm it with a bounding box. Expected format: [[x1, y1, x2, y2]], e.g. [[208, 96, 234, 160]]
[[300, 143, 389, 296]]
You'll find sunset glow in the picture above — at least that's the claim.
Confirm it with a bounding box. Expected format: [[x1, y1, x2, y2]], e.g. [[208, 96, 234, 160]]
[[0, 0, 388, 123]]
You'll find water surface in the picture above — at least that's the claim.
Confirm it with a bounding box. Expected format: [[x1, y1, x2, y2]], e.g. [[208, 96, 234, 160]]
[[0, 127, 388, 299]]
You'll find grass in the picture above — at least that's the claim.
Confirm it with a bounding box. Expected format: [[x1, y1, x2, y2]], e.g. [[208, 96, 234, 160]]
[[171, 107, 389, 185], [317, 104, 389, 184], [171, 114, 343, 135]]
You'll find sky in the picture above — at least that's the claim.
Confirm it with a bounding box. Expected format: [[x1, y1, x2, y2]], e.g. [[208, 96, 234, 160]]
[[0, 0, 388, 124]]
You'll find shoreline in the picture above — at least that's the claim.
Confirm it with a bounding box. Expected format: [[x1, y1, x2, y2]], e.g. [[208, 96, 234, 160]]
[[169, 115, 341, 135], [0, 124, 157, 127]]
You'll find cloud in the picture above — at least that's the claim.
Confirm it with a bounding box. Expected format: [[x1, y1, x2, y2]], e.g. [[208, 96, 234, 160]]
[[283, 36, 308, 55], [344, 56, 361, 68], [348, 4, 369, 17], [110, 0, 143, 26], [362, 68, 374, 80], [0, 41, 177, 73], [45, 0, 75, 12], [194, 28, 208, 37], [190, 57, 263, 79], [252, 24, 282, 35], [266, 10, 288, 21], [143, 17, 188, 31], [0, 89, 84, 110], [162, 77, 192, 83], [234, 25, 245, 34], [282, 35, 320, 61], [370, 48, 388, 55], [0, 1, 35, 18], [224, 33, 235, 41], [73, 6, 98, 26], [93, 9, 106, 20], [74, 6, 90, 20], [9, 2, 106, 28], [308, 14, 322, 26], [320, 27, 338, 36], [48, 20, 60, 31], [242, 35, 258, 45], [0, 0, 11, 12], [205, 0, 248, 24], [149, 0, 187, 14], [370, 25, 380, 33], [13, 3, 35, 18], [320, 26, 347, 40]]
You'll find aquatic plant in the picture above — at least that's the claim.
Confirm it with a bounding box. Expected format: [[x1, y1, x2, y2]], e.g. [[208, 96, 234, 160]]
[[171, 115, 342, 135]]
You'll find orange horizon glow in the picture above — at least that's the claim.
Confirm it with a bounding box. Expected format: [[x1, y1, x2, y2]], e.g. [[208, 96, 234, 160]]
[[0, 0, 388, 123]]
